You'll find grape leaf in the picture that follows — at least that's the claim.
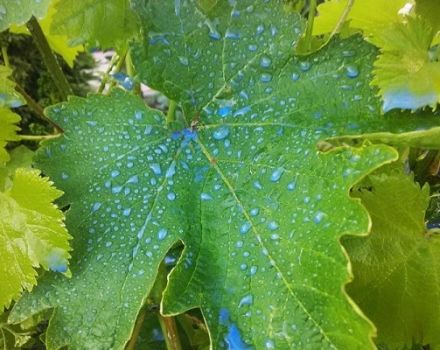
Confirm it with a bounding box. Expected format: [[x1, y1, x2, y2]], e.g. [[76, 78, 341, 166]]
[[0, 107, 21, 166], [416, 0, 440, 34], [0, 168, 72, 311], [0, 0, 50, 32], [10, 0, 84, 68], [371, 17, 440, 112], [10, 1, 440, 349], [0, 145, 34, 191], [49, 0, 140, 50], [0, 65, 25, 109], [344, 164, 440, 348]]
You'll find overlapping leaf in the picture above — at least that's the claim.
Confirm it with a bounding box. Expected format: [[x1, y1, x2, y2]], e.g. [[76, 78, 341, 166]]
[[10, 1, 440, 349], [49, 0, 140, 50], [313, 0, 440, 111], [0, 0, 50, 32], [0, 168, 71, 311], [344, 165, 440, 348], [0, 108, 21, 166], [0, 65, 25, 109], [10, 0, 84, 68]]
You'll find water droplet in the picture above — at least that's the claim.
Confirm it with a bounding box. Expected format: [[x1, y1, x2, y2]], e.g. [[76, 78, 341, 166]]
[[92, 202, 102, 212], [123, 208, 132, 216], [213, 126, 230, 140], [346, 65, 359, 78], [256, 24, 265, 35], [287, 182, 296, 191], [225, 30, 240, 39], [167, 192, 176, 201], [260, 56, 272, 68], [313, 211, 325, 224], [291, 73, 300, 81], [111, 170, 120, 178], [166, 162, 176, 178], [201, 193, 213, 201], [270, 168, 284, 182], [61, 172, 69, 180], [218, 106, 232, 117], [178, 56, 189, 66], [300, 61, 311, 72], [260, 73, 272, 83], [265, 339, 275, 349], [240, 222, 251, 234], [209, 29, 221, 40], [238, 294, 253, 307], [253, 181, 263, 190], [250, 208, 259, 216], [158, 228, 168, 240], [268, 221, 279, 230], [150, 163, 162, 175], [174, 0, 181, 15]]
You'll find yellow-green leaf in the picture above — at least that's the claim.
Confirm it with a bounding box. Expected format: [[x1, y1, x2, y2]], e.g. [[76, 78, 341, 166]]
[[0, 168, 71, 311], [0, 65, 25, 109], [0, 108, 21, 166]]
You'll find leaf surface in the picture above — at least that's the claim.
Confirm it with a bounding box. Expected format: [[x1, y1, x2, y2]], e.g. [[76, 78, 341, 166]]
[[344, 165, 440, 348], [10, 1, 440, 349], [0, 0, 50, 32], [50, 0, 140, 50], [0, 168, 71, 311]]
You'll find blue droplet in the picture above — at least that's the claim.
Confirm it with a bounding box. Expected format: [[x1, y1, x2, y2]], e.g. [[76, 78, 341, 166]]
[[287, 182, 296, 191], [233, 106, 251, 117], [150, 163, 162, 175], [253, 181, 263, 190], [260, 73, 272, 83], [225, 324, 252, 350], [313, 211, 325, 224], [166, 162, 176, 178], [270, 168, 284, 182], [92, 202, 102, 212], [123, 208, 132, 216], [225, 30, 240, 40], [345, 65, 359, 78], [299, 61, 311, 72], [61, 172, 69, 180], [158, 228, 168, 240], [240, 222, 251, 234], [219, 308, 230, 325], [250, 208, 259, 216], [213, 126, 230, 140], [218, 106, 232, 117], [260, 56, 271, 68], [256, 24, 265, 35], [111, 170, 120, 178], [238, 294, 253, 307], [265, 339, 275, 349], [167, 192, 176, 201], [201, 193, 213, 201], [209, 29, 221, 40], [268, 221, 279, 230], [291, 73, 300, 81], [47, 250, 68, 273]]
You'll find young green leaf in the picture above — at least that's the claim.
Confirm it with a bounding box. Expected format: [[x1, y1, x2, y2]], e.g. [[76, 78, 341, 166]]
[[10, 1, 440, 349], [0, 0, 50, 32], [0, 65, 25, 109], [0, 168, 71, 311], [49, 0, 140, 50], [344, 165, 440, 348], [0, 108, 21, 166]]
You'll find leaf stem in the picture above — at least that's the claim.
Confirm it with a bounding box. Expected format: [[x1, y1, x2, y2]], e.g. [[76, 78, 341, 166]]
[[20, 134, 61, 141], [126, 50, 142, 96], [158, 315, 182, 350], [106, 50, 127, 94], [304, 0, 317, 51], [1, 45, 10, 68], [97, 53, 119, 94], [329, 0, 354, 38], [14, 84, 63, 133], [26, 16, 73, 100], [166, 100, 177, 124], [125, 306, 148, 350]]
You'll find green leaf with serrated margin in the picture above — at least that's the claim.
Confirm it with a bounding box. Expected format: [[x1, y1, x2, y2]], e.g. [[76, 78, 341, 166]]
[[344, 164, 440, 348], [49, 0, 140, 50], [0, 66, 25, 109], [0, 107, 20, 166], [10, 1, 440, 349], [0, 168, 71, 311], [0, 0, 50, 32]]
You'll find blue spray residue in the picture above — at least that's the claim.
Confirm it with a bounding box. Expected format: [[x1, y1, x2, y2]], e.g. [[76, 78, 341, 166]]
[[47, 250, 68, 273], [219, 308, 253, 350], [112, 72, 134, 91], [383, 89, 437, 112]]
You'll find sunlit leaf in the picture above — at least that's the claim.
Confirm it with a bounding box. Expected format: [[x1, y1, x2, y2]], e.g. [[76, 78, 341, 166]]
[[0, 0, 50, 32]]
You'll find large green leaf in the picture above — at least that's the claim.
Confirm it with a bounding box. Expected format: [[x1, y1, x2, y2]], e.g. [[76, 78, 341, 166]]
[[10, 1, 440, 349], [0, 0, 50, 32], [49, 0, 140, 50], [344, 165, 440, 348]]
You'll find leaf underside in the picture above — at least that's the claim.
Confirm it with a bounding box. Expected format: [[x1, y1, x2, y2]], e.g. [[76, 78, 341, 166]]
[[10, 1, 440, 349]]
